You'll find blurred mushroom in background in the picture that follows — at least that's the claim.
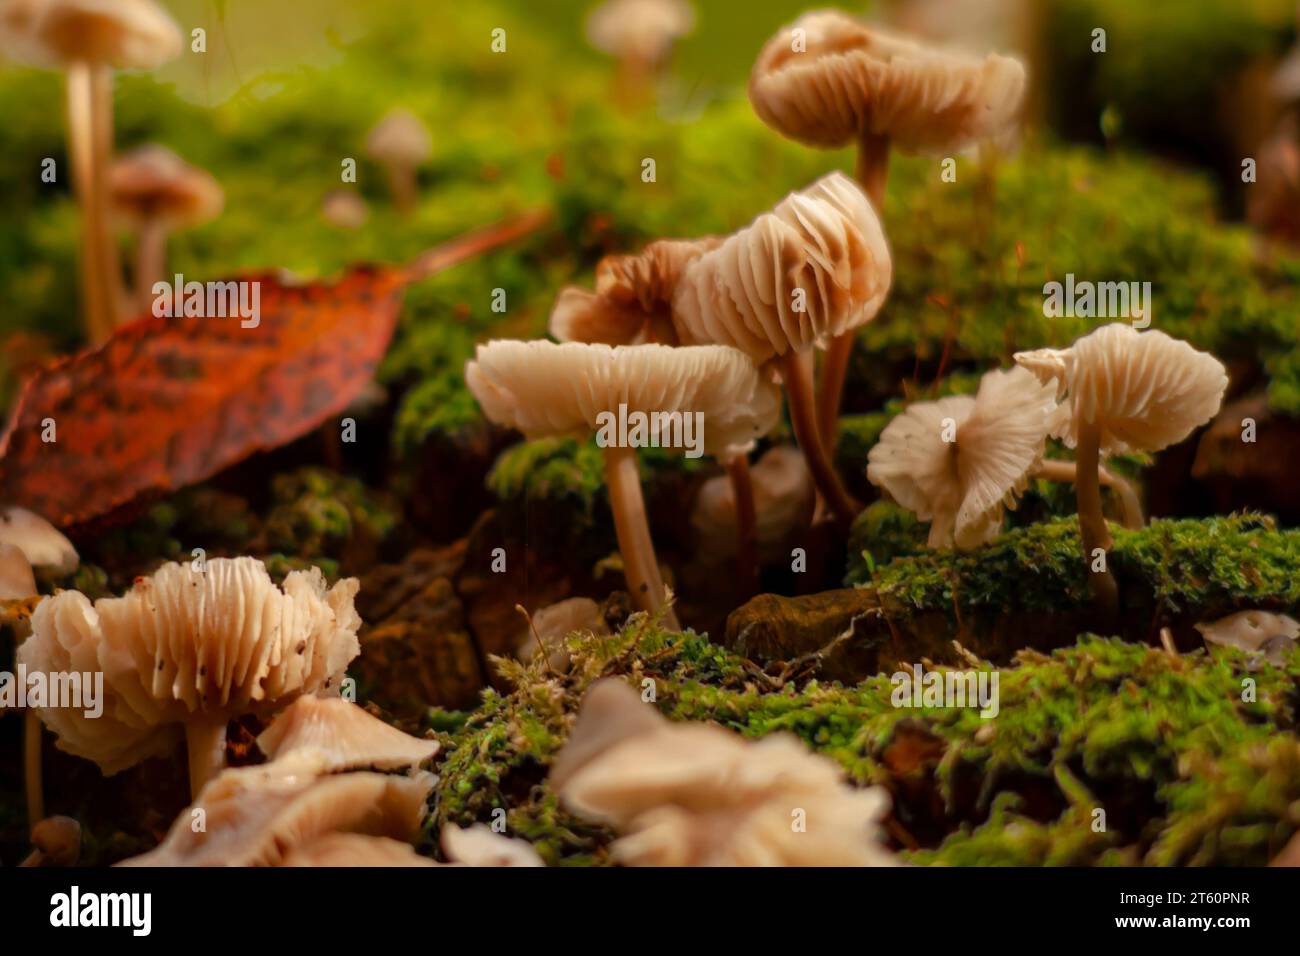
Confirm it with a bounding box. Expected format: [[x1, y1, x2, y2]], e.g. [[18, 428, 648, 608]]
[[585, 0, 694, 104], [109, 144, 223, 312], [441, 824, 545, 867], [321, 188, 370, 230], [514, 597, 609, 673], [0, 505, 78, 578], [18, 814, 81, 867], [365, 109, 433, 216], [1196, 610, 1299, 666], [0, 0, 182, 341]]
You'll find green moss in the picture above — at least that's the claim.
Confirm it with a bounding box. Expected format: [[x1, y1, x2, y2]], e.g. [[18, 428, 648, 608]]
[[434, 611, 1300, 865], [261, 466, 398, 561], [846, 500, 928, 585]]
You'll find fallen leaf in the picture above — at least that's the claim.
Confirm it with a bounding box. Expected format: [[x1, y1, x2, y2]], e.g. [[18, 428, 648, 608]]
[[0, 211, 548, 531]]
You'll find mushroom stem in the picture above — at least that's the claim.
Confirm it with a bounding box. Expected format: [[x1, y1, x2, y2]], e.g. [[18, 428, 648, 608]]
[[386, 163, 418, 216], [66, 61, 118, 343], [1033, 458, 1144, 529], [1074, 422, 1119, 618], [602, 444, 680, 630], [725, 453, 759, 598], [24, 709, 44, 827], [133, 217, 169, 313], [185, 716, 228, 798], [817, 131, 890, 448], [780, 351, 860, 532]]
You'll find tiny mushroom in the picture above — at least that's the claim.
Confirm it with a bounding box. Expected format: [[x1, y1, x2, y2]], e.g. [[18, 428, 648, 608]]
[[0, 505, 79, 577], [321, 188, 370, 230], [0, 541, 38, 600], [1195, 610, 1299, 666], [672, 171, 891, 529], [1015, 324, 1228, 615], [867, 366, 1058, 549], [441, 824, 545, 867], [748, 10, 1024, 440], [466, 341, 781, 629], [0, 0, 182, 341], [18, 556, 362, 797], [255, 695, 439, 771], [119, 751, 433, 866], [19, 815, 81, 867], [365, 109, 433, 215], [551, 679, 896, 866], [515, 596, 609, 673], [108, 144, 223, 311], [585, 0, 695, 100]]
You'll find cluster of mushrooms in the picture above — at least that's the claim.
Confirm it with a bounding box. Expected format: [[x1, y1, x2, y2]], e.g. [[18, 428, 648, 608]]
[[0, 4, 1278, 867]]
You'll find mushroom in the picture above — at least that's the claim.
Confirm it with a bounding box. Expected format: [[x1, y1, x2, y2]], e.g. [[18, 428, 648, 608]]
[[551, 679, 896, 866], [867, 366, 1058, 549], [321, 188, 370, 230], [672, 171, 891, 529], [514, 597, 609, 673], [255, 696, 439, 772], [18, 815, 81, 867], [549, 237, 720, 347], [365, 109, 433, 216], [748, 10, 1024, 444], [0, 505, 79, 577], [1015, 325, 1228, 615], [17, 556, 362, 796], [1195, 610, 1299, 666], [466, 341, 781, 629], [281, 832, 436, 867], [0, 541, 38, 600], [0, 0, 182, 341], [108, 144, 223, 312], [585, 0, 695, 102], [441, 824, 545, 867], [118, 751, 434, 866], [690, 445, 814, 570]]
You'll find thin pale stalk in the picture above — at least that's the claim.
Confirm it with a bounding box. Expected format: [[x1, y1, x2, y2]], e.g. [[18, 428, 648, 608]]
[[185, 716, 228, 799], [387, 163, 418, 216], [781, 351, 860, 532], [66, 63, 112, 343], [90, 64, 124, 329], [603, 445, 680, 629], [1075, 423, 1118, 618], [134, 218, 168, 313]]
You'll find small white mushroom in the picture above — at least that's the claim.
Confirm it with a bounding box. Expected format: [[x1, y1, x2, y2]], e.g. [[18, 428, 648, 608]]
[[867, 366, 1057, 549], [586, 0, 695, 99], [1195, 610, 1299, 665], [256, 696, 439, 772], [691, 446, 814, 565], [321, 189, 370, 230], [365, 109, 433, 216], [551, 679, 896, 866], [515, 597, 609, 673], [0, 542, 38, 600], [0, 505, 78, 576], [18, 556, 362, 796]]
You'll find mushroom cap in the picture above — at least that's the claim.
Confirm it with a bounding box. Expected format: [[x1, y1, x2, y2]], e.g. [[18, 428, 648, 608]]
[[552, 679, 895, 866], [1014, 324, 1229, 455], [867, 366, 1058, 549], [515, 596, 609, 672], [321, 189, 370, 230], [0, 542, 38, 599], [691, 445, 814, 563], [29, 815, 81, 866], [108, 144, 224, 230], [1195, 610, 1299, 664], [748, 10, 1026, 154], [0, 0, 181, 70], [281, 832, 436, 867], [118, 752, 434, 866], [441, 824, 545, 867], [17, 557, 362, 775], [256, 696, 439, 772], [549, 237, 720, 346], [0, 505, 78, 574], [672, 171, 891, 362], [585, 0, 694, 65], [365, 109, 433, 166], [465, 340, 782, 457]]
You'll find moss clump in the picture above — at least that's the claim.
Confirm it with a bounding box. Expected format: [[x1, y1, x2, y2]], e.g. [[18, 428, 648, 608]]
[[432, 613, 1300, 866], [846, 500, 928, 585], [262, 466, 398, 561], [486, 437, 608, 527]]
